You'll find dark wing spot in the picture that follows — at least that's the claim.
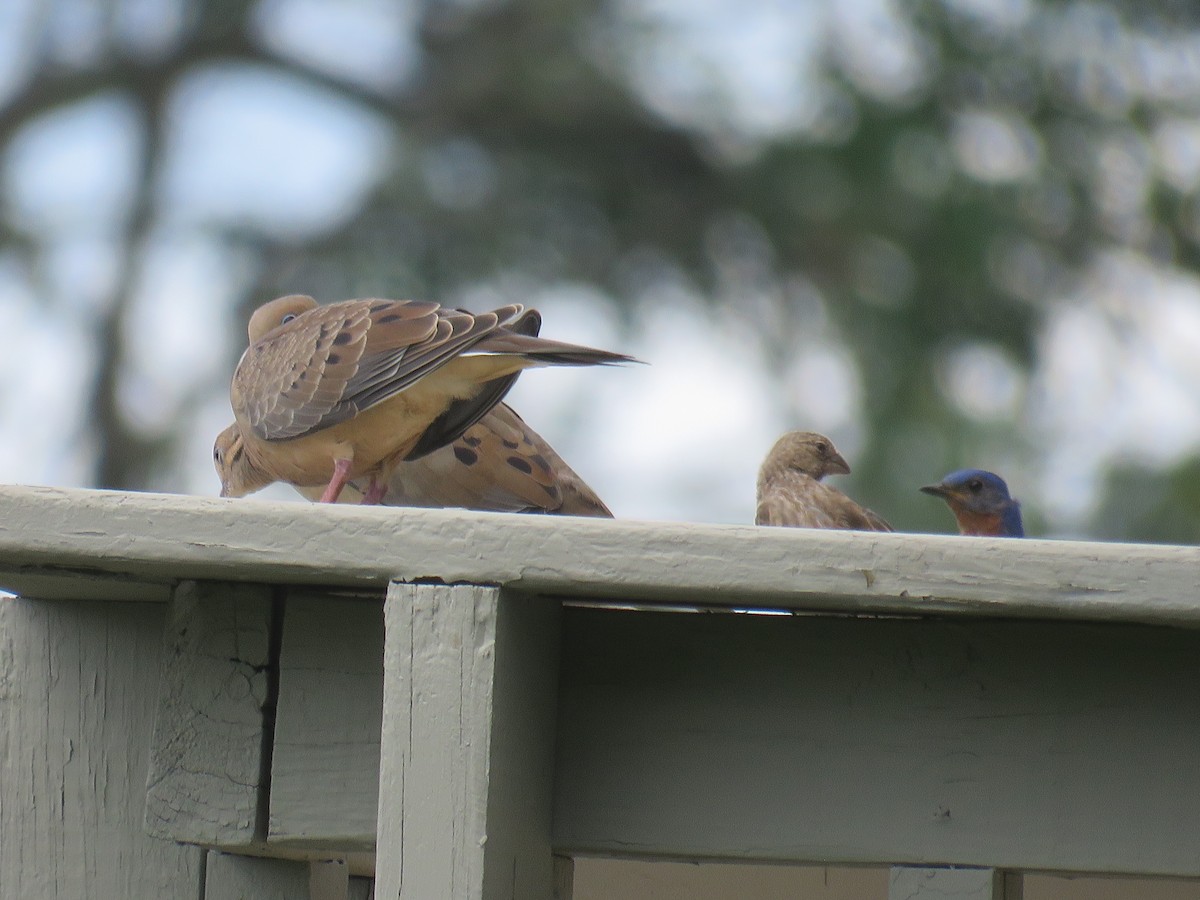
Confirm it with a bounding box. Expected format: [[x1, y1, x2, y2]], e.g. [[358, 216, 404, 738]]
[[529, 453, 551, 473], [541, 484, 559, 497], [377, 313, 404, 324], [326, 353, 341, 365], [502, 439, 520, 449], [333, 331, 355, 345], [462, 435, 482, 447], [507, 456, 534, 474], [453, 446, 479, 466], [369, 301, 391, 312]]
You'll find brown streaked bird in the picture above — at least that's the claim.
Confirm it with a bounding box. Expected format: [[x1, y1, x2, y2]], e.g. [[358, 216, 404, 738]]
[[755, 431, 892, 531], [214, 402, 613, 517], [226, 294, 633, 504]]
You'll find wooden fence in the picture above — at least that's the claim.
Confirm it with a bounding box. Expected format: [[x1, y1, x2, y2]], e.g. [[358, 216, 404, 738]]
[[1, 484, 1198, 899]]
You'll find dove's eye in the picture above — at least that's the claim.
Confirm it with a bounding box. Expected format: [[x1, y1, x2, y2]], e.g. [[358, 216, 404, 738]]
[[281, 313, 297, 325], [213, 446, 222, 463]]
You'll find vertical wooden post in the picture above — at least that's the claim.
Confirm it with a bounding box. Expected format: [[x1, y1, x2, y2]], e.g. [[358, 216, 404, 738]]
[[375, 583, 561, 900], [0, 598, 202, 899], [144, 580, 278, 846], [889, 866, 1023, 899]]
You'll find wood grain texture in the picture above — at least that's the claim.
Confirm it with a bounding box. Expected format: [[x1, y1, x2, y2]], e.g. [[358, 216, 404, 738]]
[[553, 606, 1200, 876], [376, 584, 561, 900], [1, 485, 1199, 630], [890, 867, 1021, 900], [270, 593, 383, 847], [145, 580, 274, 846], [0, 598, 202, 899]]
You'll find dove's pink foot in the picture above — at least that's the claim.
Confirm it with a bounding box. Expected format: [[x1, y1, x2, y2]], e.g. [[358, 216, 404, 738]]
[[318, 458, 354, 503], [361, 475, 388, 505]]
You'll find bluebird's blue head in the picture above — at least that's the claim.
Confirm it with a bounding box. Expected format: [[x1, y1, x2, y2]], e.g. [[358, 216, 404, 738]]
[[920, 469, 1024, 537]]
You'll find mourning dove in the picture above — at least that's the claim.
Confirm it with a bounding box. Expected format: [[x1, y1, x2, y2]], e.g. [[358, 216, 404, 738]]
[[214, 402, 613, 516], [225, 294, 633, 504], [755, 431, 893, 531], [921, 469, 1024, 537]]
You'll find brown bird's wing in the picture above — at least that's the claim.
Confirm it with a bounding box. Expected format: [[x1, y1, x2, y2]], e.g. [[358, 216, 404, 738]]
[[757, 474, 892, 531], [403, 309, 542, 460], [233, 299, 523, 442], [386, 403, 613, 516]]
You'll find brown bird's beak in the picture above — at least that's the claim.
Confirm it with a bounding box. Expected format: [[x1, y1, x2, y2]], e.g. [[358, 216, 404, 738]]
[[828, 451, 851, 476], [920, 482, 950, 498]]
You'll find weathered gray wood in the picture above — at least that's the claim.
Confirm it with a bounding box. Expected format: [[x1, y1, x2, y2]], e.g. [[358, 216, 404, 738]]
[[205, 850, 308, 899], [270, 593, 383, 847], [2, 485, 1200, 629], [554, 607, 1200, 876], [145, 580, 274, 845], [309, 858, 350, 900], [0, 597, 203, 899], [376, 583, 561, 900], [890, 867, 1022, 899]]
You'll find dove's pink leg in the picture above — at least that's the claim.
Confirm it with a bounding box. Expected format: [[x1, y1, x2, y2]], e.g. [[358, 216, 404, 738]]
[[361, 475, 388, 505], [318, 458, 354, 503]]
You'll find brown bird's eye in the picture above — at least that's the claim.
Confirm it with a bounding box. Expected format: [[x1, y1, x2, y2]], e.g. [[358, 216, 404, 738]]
[[281, 313, 297, 325], [816, 441, 829, 455]]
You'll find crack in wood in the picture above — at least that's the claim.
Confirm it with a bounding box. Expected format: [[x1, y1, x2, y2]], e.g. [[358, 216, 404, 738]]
[[254, 586, 286, 842]]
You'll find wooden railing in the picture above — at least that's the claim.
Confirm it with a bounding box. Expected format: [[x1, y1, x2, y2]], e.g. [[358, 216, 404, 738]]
[[1, 484, 1198, 900]]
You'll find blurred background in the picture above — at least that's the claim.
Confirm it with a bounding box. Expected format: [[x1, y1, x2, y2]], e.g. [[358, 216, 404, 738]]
[[4, 0, 1200, 538]]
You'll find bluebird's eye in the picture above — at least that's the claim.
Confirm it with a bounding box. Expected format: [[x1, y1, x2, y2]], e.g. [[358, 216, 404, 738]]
[[968, 479, 983, 492], [281, 313, 297, 325]]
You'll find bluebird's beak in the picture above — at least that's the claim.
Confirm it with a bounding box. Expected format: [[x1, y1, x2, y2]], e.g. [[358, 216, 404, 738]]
[[920, 482, 950, 498]]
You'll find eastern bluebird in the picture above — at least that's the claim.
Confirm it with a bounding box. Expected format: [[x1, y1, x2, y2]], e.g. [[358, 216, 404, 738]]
[[756, 431, 893, 531], [920, 469, 1024, 537], [214, 403, 612, 516]]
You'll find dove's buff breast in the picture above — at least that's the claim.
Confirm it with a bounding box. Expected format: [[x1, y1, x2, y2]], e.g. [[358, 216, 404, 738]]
[[236, 353, 538, 488], [291, 402, 613, 516]]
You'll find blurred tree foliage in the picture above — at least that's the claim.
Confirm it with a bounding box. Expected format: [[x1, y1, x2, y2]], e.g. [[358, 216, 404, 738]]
[[5, 0, 1200, 536]]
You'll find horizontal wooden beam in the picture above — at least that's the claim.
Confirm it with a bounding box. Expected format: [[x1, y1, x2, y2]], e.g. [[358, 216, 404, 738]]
[[1, 485, 1199, 628], [553, 607, 1200, 876]]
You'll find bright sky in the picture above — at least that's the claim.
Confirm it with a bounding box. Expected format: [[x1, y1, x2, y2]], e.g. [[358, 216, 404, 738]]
[[3, 0, 1200, 532]]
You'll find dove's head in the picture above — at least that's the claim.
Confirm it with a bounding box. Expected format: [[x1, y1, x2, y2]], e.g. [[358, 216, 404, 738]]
[[761, 431, 851, 482], [247, 294, 319, 343], [213, 424, 273, 498]]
